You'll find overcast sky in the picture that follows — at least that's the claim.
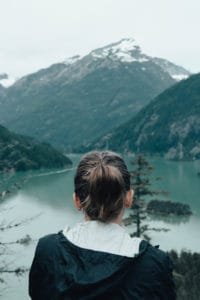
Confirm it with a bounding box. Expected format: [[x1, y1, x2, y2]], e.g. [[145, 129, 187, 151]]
[[0, 0, 200, 77]]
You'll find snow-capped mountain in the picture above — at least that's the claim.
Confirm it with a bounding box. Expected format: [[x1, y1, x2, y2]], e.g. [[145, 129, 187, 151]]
[[91, 38, 190, 81], [0, 38, 191, 150], [0, 73, 16, 88], [12, 38, 190, 89], [91, 39, 149, 63], [58, 38, 190, 84]]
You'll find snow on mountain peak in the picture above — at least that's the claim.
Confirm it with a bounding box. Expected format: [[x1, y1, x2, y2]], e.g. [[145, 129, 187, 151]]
[[171, 74, 189, 81], [91, 38, 149, 63], [111, 38, 138, 52]]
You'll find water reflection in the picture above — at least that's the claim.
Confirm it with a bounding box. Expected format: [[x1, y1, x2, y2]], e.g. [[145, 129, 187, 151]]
[[20, 168, 75, 210], [148, 213, 191, 225]]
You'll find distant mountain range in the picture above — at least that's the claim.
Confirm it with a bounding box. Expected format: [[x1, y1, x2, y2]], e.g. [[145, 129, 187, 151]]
[[0, 73, 16, 88], [85, 73, 200, 160], [0, 38, 190, 150], [0, 124, 72, 172]]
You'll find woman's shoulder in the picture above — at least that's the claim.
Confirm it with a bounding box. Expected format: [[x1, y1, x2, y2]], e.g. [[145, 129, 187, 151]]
[[140, 239, 171, 262], [34, 232, 63, 259], [38, 232, 58, 246], [134, 240, 173, 278]]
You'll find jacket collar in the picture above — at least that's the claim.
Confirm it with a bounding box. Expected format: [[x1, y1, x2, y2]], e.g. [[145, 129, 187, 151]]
[[63, 220, 142, 257]]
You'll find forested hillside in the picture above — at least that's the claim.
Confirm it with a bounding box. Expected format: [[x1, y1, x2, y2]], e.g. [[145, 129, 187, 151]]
[[0, 125, 72, 172], [87, 73, 200, 160], [169, 250, 200, 300]]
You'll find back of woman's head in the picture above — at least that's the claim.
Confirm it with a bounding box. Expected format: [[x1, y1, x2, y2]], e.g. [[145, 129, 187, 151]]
[[74, 151, 130, 222]]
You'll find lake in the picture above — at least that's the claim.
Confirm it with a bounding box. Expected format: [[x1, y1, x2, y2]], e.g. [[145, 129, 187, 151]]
[[0, 154, 200, 300]]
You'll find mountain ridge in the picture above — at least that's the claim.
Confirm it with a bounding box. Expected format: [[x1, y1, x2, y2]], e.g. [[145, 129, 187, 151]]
[[85, 73, 200, 160], [0, 38, 190, 150]]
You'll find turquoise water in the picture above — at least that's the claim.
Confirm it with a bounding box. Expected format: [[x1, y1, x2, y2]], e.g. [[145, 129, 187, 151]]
[[0, 155, 200, 299]]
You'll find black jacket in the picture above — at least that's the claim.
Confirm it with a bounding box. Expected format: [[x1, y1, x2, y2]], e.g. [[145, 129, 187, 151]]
[[29, 231, 176, 300]]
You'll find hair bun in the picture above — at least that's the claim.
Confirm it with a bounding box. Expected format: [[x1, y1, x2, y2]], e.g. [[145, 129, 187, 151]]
[[74, 151, 130, 222]]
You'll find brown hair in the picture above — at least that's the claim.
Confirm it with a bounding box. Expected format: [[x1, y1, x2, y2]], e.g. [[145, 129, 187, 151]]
[[74, 151, 130, 222]]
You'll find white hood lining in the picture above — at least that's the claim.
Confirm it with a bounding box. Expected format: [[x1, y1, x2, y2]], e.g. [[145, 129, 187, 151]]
[[63, 221, 141, 258]]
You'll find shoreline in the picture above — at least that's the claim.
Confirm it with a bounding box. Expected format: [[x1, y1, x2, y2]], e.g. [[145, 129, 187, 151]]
[[0, 165, 74, 201]]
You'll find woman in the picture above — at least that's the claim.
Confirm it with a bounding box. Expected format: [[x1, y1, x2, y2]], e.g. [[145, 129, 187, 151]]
[[29, 151, 176, 300]]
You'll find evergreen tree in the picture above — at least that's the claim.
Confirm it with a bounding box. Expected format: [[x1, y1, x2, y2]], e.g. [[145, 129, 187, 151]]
[[169, 250, 200, 300], [126, 154, 166, 238]]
